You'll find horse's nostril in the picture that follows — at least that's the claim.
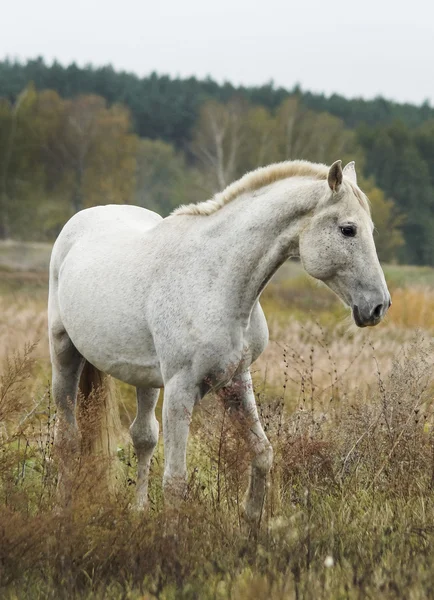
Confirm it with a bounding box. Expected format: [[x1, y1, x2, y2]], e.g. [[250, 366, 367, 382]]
[[372, 304, 383, 319]]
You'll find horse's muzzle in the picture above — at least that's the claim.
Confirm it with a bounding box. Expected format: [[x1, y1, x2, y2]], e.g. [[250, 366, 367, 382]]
[[352, 296, 391, 327]]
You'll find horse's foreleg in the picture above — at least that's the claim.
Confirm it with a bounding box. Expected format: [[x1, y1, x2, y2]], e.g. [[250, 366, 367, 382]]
[[219, 370, 273, 525], [162, 376, 197, 505], [130, 387, 160, 510]]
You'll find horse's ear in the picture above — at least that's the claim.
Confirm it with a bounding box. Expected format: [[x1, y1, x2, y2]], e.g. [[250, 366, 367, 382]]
[[343, 161, 357, 184], [328, 160, 343, 192]]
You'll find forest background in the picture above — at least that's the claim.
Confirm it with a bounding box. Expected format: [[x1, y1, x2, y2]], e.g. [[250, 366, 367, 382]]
[[1, 56, 433, 264]]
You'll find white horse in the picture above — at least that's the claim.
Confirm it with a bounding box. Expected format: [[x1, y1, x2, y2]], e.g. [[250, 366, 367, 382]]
[[48, 159, 390, 522]]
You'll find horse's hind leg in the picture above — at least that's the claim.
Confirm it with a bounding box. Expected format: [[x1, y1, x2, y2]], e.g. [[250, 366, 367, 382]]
[[130, 387, 160, 510], [50, 325, 85, 503], [219, 370, 273, 526]]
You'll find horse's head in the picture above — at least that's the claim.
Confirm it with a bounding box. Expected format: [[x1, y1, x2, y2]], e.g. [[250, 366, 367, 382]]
[[299, 160, 391, 327]]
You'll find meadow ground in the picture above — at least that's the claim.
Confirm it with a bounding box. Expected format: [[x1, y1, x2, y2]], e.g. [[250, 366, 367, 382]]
[[2, 247, 434, 599]]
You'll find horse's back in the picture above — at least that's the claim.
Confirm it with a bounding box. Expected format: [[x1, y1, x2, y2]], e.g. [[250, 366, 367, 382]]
[[50, 205, 162, 271], [72, 204, 163, 233]]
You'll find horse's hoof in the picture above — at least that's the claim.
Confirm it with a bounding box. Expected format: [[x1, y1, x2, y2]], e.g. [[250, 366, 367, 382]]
[[241, 501, 262, 530], [163, 476, 188, 505], [131, 499, 149, 513]]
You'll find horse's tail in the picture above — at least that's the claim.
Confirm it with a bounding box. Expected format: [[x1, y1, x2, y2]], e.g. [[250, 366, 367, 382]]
[[77, 360, 121, 464]]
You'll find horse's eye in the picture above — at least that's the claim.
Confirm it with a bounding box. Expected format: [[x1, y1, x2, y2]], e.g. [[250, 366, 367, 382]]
[[340, 225, 356, 237]]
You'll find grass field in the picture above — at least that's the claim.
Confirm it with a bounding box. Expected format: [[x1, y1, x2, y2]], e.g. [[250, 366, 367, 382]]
[[2, 245, 434, 599]]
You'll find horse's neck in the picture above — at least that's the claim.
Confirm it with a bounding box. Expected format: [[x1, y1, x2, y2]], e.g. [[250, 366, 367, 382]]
[[201, 178, 324, 320]]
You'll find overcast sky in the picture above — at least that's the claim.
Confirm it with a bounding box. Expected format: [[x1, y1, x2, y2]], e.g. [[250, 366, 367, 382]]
[[2, 0, 433, 105]]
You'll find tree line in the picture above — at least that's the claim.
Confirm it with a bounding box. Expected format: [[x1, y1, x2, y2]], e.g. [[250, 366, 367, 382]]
[[1, 57, 434, 264]]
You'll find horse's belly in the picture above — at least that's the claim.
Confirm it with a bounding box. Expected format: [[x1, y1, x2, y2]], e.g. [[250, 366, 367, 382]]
[[65, 318, 163, 388], [67, 323, 163, 388], [57, 273, 163, 388], [102, 358, 164, 389]]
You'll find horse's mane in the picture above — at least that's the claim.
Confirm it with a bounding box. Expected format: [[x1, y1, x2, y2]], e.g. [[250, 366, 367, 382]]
[[171, 160, 330, 217]]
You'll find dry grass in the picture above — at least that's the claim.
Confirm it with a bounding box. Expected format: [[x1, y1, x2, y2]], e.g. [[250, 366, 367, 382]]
[[2, 269, 434, 598], [387, 286, 434, 329]]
